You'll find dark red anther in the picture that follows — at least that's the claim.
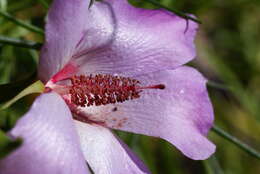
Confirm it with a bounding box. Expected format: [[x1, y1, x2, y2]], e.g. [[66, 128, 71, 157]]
[[69, 74, 165, 107]]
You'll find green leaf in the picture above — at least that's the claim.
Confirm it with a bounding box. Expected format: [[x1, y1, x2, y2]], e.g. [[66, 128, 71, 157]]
[[1, 80, 44, 110], [0, 71, 37, 103], [0, 130, 22, 159]]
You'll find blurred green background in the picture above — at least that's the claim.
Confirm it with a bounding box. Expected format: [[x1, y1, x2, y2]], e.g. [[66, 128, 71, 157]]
[[0, 0, 260, 173]]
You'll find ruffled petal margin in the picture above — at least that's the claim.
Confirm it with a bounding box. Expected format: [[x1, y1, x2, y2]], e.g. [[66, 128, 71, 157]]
[[40, 0, 198, 83]]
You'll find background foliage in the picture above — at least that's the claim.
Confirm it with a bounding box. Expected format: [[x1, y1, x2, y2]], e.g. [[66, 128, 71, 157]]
[[0, 0, 259, 173]]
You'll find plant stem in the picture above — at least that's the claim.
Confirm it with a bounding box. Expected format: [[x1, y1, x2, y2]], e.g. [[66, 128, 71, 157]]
[[212, 125, 260, 160], [142, 0, 202, 24], [0, 10, 44, 35], [0, 35, 42, 49], [203, 155, 224, 174], [207, 81, 230, 91]]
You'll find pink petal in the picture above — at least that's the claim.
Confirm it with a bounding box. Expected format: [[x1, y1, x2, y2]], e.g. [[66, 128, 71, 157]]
[[73, 0, 198, 77], [0, 93, 89, 174], [38, 0, 90, 82], [78, 66, 215, 160], [75, 121, 151, 174]]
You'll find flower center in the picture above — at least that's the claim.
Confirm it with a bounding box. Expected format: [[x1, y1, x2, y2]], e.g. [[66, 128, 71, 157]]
[[68, 74, 165, 107]]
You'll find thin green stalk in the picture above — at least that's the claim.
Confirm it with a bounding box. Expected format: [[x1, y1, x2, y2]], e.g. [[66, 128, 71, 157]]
[[0, 10, 44, 35], [142, 0, 202, 24], [203, 155, 224, 174], [207, 81, 230, 91], [212, 125, 260, 160], [38, 0, 49, 9], [0, 35, 42, 49]]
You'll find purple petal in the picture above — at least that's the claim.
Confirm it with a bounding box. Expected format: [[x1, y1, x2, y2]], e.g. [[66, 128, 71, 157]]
[[78, 66, 215, 160], [75, 121, 151, 174], [73, 0, 198, 77], [38, 0, 90, 82], [0, 93, 89, 174]]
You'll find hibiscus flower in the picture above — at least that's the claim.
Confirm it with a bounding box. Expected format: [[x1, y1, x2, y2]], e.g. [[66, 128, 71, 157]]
[[0, 0, 215, 173]]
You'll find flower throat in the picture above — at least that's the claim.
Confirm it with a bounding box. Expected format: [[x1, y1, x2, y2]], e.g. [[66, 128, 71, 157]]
[[69, 74, 165, 107]]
